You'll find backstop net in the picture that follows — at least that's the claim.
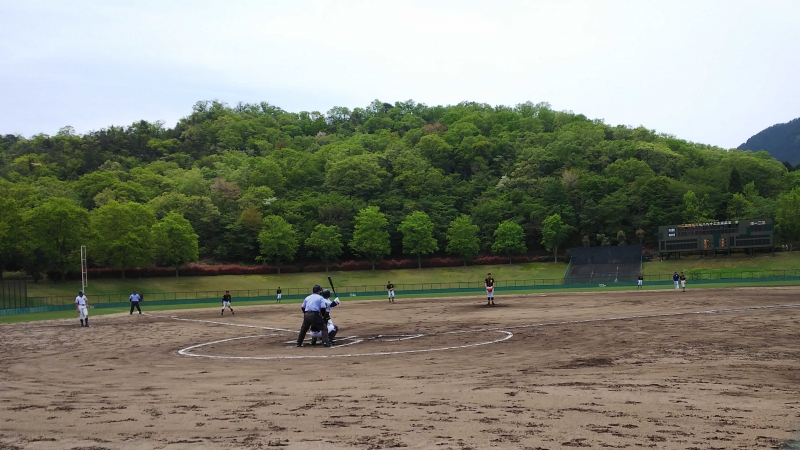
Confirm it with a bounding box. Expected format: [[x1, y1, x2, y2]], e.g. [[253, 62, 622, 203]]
[[564, 245, 643, 285]]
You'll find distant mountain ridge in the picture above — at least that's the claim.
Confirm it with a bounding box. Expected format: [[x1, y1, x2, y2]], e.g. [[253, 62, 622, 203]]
[[738, 117, 800, 165]]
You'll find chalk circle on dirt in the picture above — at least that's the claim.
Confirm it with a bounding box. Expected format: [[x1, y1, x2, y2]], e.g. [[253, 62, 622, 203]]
[[175, 302, 800, 361], [178, 328, 514, 360]]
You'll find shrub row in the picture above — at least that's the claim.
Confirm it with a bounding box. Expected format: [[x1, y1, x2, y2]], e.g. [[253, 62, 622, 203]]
[[66, 255, 541, 279]]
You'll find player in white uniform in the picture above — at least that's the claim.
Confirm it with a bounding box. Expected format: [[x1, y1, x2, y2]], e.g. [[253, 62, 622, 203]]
[[75, 290, 89, 327]]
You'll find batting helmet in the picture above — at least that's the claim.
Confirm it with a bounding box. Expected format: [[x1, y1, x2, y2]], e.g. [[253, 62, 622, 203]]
[[321, 289, 331, 299], [312, 284, 322, 293]]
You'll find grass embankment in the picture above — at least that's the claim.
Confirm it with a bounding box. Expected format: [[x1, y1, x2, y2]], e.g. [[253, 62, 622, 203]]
[[648, 251, 799, 276], [25, 263, 570, 297], [5, 251, 799, 324], [24, 251, 800, 299]]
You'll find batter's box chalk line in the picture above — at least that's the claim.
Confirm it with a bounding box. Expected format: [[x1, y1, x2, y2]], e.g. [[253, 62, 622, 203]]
[[175, 303, 800, 361]]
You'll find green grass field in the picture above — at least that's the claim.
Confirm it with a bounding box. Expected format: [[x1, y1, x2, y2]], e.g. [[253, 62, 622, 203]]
[[5, 276, 800, 325], [19, 251, 800, 299], [23, 262, 571, 298], [649, 250, 799, 275]]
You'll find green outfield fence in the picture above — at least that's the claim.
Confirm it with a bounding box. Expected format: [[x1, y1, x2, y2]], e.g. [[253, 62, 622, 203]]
[[4, 269, 800, 316]]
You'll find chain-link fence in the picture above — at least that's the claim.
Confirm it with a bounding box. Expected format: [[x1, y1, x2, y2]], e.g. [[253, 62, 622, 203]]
[[1, 280, 27, 309], [14, 269, 800, 310]]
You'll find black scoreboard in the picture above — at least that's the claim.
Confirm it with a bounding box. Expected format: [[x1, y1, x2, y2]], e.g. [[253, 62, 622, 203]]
[[657, 219, 773, 253]]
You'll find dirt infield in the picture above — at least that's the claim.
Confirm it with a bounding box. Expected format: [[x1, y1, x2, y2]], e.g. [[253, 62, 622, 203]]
[[1, 287, 799, 449]]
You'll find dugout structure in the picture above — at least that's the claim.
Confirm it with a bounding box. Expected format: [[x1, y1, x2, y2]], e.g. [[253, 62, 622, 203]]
[[564, 245, 643, 285], [658, 219, 774, 258]]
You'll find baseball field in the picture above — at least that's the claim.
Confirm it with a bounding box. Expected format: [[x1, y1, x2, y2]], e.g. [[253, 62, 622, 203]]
[[1, 286, 798, 449]]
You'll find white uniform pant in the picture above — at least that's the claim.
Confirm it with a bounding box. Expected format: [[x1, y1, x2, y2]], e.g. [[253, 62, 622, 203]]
[[222, 301, 232, 309], [681, 280, 686, 288], [637, 280, 643, 286], [277, 294, 282, 300], [78, 306, 88, 320], [388, 289, 395, 298], [486, 288, 494, 299]]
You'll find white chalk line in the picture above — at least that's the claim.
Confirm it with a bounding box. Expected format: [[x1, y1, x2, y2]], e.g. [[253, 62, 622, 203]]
[[176, 302, 800, 361], [178, 330, 513, 360], [172, 316, 295, 333]]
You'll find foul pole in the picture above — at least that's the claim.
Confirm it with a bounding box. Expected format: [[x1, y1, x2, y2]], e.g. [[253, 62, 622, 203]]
[[80, 245, 88, 294]]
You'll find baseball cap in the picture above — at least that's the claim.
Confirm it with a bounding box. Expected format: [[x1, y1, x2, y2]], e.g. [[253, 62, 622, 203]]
[[312, 285, 322, 293]]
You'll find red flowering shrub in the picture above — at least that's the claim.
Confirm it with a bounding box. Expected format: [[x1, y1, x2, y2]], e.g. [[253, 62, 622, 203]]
[[472, 255, 529, 265], [377, 259, 416, 270], [303, 264, 327, 273], [425, 257, 462, 268], [335, 260, 372, 271]]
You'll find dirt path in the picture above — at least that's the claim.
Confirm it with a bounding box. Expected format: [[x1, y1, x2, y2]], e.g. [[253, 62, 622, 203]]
[[1, 287, 798, 449]]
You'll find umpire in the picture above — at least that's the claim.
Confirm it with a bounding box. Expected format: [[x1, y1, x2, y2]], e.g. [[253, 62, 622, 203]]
[[296, 285, 331, 348]]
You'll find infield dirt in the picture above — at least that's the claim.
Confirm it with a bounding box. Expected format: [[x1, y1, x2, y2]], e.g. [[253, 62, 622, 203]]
[[1, 287, 799, 449]]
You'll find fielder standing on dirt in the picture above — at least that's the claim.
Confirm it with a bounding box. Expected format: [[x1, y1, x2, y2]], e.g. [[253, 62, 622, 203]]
[[386, 281, 395, 303], [484, 272, 495, 306], [76, 290, 89, 327], [680, 272, 687, 291], [221, 290, 234, 315]]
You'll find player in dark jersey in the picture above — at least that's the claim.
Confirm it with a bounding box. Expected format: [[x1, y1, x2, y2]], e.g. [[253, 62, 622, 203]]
[[637, 274, 643, 289], [386, 281, 395, 303], [679, 272, 687, 291], [276, 287, 282, 302], [484, 273, 495, 306], [221, 290, 233, 315]]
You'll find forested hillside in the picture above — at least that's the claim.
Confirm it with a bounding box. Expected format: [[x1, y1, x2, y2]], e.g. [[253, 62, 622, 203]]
[[738, 117, 800, 165], [3, 100, 800, 279]]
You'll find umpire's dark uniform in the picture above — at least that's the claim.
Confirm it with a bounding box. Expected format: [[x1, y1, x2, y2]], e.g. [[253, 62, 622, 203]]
[[296, 286, 330, 347]]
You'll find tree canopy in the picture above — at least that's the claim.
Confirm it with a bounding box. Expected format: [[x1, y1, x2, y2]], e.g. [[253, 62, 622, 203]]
[[0, 99, 795, 277]]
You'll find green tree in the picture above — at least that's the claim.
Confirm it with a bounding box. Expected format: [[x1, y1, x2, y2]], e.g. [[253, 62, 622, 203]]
[[727, 193, 756, 219], [776, 188, 800, 250], [596, 233, 611, 247], [349, 206, 390, 270], [398, 211, 439, 268], [446, 215, 480, 265], [492, 220, 527, 264], [682, 190, 702, 223], [25, 198, 89, 280], [257, 215, 298, 274], [541, 214, 570, 262], [582, 235, 591, 247], [90, 200, 155, 278], [636, 229, 645, 244], [0, 198, 29, 278], [151, 212, 199, 277], [305, 224, 343, 271], [616, 230, 626, 246], [728, 167, 744, 193]]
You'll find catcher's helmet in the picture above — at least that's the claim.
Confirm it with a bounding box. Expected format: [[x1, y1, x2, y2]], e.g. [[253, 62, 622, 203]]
[[312, 284, 322, 293], [321, 289, 331, 299]]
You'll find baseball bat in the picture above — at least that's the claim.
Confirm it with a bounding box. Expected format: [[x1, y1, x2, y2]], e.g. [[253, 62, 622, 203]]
[[327, 276, 337, 299]]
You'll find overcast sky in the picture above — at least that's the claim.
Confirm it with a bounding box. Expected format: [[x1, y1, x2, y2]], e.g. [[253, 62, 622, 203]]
[[1, 0, 798, 148]]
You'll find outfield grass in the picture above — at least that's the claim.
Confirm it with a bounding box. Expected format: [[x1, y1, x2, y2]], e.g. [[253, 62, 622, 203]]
[[647, 250, 800, 275], [17, 251, 800, 299], [6, 277, 800, 324], [24, 263, 571, 298]]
